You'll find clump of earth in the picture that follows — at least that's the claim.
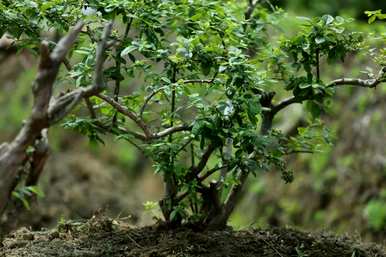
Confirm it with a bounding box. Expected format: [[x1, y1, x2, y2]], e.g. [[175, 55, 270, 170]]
[[1, 215, 385, 257]]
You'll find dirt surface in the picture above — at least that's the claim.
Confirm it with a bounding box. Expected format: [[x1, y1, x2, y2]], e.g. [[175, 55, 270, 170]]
[[1, 216, 385, 257], [1, 149, 162, 234]]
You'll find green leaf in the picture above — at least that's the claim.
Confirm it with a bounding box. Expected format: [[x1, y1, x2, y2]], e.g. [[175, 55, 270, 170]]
[[121, 45, 138, 57], [161, 77, 171, 84], [368, 15, 377, 24], [315, 37, 325, 44], [27, 186, 45, 198], [246, 99, 261, 124], [305, 101, 322, 118], [323, 15, 334, 25]]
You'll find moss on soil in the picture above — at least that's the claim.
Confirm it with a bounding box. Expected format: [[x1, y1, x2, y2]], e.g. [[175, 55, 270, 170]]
[[1, 216, 385, 257]]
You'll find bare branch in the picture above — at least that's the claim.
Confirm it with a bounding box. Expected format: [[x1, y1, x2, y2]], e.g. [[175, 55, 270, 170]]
[[245, 0, 259, 20], [271, 96, 300, 115], [183, 79, 215, 84], [272, 67, 386, 115], [101, 95, 190, 141], [62, 58, 73, 71], [97, 94, 152, 138], [47, 22, 114, 124], [0, 22, 86, 215], [0, 22, 115, 216], [93, 122, 147, 141], [94, 22, 113, 91], [50, 21, 84, 62], [198, 165, 228, 182], [326, 67, 385, 88], [264, 0, 275, 12], [140, 86, 166, 118], [32, 42, 54, 118], [84, 98, 97, 119], [25, 130, 49, 187], [0, 143, 9, 156], [48, 90, 83, 124], [193, 144, 216, 175], [153, 125, 192, 139], [18, 22, 86, 146], [140, 74, 218, 118], [223, 170, 248, 214], [207, 170, 249, 229]]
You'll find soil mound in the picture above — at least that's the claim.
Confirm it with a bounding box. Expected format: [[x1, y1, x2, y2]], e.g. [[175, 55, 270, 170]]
[[1, 216, 385, 257]]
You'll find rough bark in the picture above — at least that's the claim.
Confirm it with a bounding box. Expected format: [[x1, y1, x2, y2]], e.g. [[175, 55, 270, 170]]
[[0, 21, 113, 219]]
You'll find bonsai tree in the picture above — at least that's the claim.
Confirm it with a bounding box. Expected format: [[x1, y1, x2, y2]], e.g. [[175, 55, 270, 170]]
[[0, 0, 384, 230]]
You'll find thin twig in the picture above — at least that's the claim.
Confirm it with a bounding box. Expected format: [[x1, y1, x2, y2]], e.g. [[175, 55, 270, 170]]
[[93, 22, 113, 90], [112, 19, 133, 126], [264, 0, 275, 12], [126, 233, 143, 249], [262, 238, 285, 257], [183, 79, 215, 84], [198, 165, 228, 182], [271, 67, 386, 114], [316, 48, 320, 82], [97, 94, 152, 138], [153, 125, 192, 139], [140, 73, 218, 118], [245, 0, 260, 20], [193, 144, 216, 175], [139, 86, 167, 118], [285, 150, 314, 155], [84, 98, 96, 119], [271, 97, 300, 115]]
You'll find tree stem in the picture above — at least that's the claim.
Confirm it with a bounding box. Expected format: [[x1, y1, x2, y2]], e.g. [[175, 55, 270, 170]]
[[316, 48, 320, 82]]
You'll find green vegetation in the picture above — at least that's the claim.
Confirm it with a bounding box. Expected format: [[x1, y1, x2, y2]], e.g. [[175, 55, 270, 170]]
[[0, 0, 385, 235]]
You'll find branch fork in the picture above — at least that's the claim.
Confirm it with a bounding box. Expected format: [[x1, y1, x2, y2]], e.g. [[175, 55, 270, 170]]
[[0, 21, 113, 217]]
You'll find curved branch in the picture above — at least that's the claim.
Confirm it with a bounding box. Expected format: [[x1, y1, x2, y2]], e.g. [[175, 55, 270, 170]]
[[47, 22, 114, 124], [153, 125, 192, 139], [50, 22, 84, 62], [271, 96, 300, 115], [271, 67, 386, 114], [92, 22, 114, 92], [0, 22, 87, 215], [97, 94, 152, 138], [198, 165, 228, 182], [326, 70, 385, 88], [139, 86, 167, 118], [183, 79, 215, 84], [207, 170, 249, 229], [140, 73, 218, 118], [245, 0, 260, 20], [192, 144, 216, 175]]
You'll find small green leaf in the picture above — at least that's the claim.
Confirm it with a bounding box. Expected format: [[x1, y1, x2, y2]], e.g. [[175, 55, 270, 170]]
[[323, 15, 334, 25], [315, 37, 325, 44], [368, 15, 376, 24], [161, 77, 171, 84], [121, 45, 138, 57]]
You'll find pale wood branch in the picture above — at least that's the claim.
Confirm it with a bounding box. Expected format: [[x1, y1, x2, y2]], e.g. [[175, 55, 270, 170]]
[[271, 67, 386, 114], [0, 21, 113, 217], [153, 125, 192, 139], [97, 94, 152, 138]]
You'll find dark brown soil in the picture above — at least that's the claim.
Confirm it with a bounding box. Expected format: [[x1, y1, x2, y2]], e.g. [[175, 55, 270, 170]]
[[1, 216, 385, 257]]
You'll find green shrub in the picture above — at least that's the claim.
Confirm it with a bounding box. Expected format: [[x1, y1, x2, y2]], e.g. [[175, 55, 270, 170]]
[[1, 1, 384, 229]]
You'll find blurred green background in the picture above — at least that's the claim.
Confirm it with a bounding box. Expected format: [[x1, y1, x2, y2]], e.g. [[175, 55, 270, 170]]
[[1, 0, 386, 244]]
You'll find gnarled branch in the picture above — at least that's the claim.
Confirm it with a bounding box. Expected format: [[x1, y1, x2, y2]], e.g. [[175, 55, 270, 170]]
[[0, 21, 113, 217]]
